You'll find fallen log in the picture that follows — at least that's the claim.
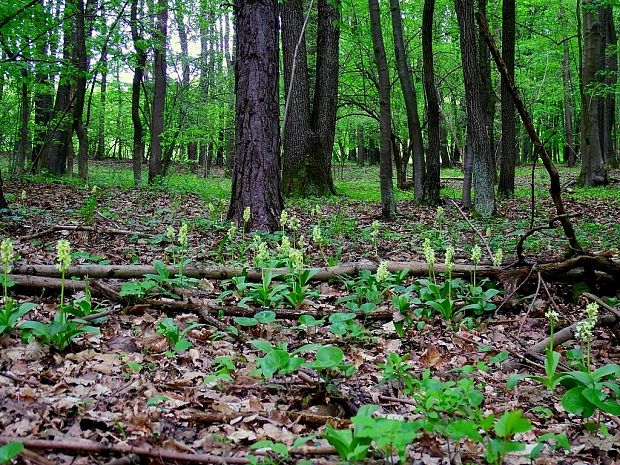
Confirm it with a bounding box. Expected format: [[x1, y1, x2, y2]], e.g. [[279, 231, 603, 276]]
[[19, 224, 153, 241], [8, 260, 496, 281], [10, 255, 619, 289], [527, 313, 618, 355], [0, 436, 250, 464]]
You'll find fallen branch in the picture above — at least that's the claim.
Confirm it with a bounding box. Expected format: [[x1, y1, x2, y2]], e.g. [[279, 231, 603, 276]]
[[448, 199, 494, 262], [527, 313, 618, 355], [20, 225, 154, 241], [515, 213, 581, 264], [476, 12, 583, 258], [583, 292, 620, 319], [0, 436, 250, 464]]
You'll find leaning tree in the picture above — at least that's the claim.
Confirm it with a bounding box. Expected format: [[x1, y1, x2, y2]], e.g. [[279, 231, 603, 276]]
[[227, 0, 283, 231]]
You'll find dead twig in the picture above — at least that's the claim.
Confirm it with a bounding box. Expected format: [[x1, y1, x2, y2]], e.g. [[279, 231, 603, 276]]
[[448, 199, 493, 262], [516, 267, 542, 338]]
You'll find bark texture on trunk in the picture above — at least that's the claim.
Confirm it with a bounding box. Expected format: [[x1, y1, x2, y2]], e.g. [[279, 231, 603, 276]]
[[601, 6, 616, 167], [310, 0, 339, 195], [280, 0, 315, 195], [498, 0, 516, 197], [149, 0, 167, 184], [45, 4, 75, 175], [369, 0, 396, 219], [16, 68, 30, 176], [281, 0, 338, 197], [130, 0, 145, 185], [579, 1, 607, 186], [422, 0, 440, 205], [74, 0, 89, 181], [0, 170, 8, 211], [562, 35, 576, 167], [389, 0, 424, 199], [227, 0, 283, 232], [455, 0, 495, 217]]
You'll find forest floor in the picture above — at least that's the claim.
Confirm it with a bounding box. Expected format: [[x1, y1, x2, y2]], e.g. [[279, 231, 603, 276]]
[[0, 162, 619, 465]]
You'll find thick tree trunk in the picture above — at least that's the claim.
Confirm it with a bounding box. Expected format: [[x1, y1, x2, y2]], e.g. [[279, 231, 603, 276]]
[[389, 0, 424, 200], [422, 0, 440, 205], [310, 0, 339, 196], [477, 0, 495, 170], [148, 0, 167, 184], [368, 0, 396, 219], [455, 0, 496, 216], [498, 0, 516, 197], [130, 0, 145, 185], [227, 0, 283, 232], [579, 2, 607, 186], [280, 0, 315, 196]]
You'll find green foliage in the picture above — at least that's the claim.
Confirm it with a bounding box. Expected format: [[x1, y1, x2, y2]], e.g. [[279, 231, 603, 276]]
[[0, 442, 23, 463], [20, 313, 100, 351], [156, 318, 204, 354], [0, 299, 37, 335]]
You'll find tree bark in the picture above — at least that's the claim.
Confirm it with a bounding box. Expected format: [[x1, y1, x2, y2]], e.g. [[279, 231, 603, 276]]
[[561, 26, 576, 167], [579, 1, 607, 186], [498, 0, 516, 197], [422, 0, 440, 205], [455, 0, 496, 216], [16, 68, 30, 175], [280, 0, 315, 196], [227, 0, 283, 232], [601, 6, 616, 167], [175, 4, 195, 162], [357, 125, 365, 165], [368, 0, 396, 219], [73, 0, 89, 181], [477, 0, 495, 169], [130, 0, 145, 185], [310, 0, 339, 196], [389, 0, 424, 200], [0, 170, 8, 211], [96, 47, 107, 160], [45, 4, 75, 175], [148, 0, 167, 184]]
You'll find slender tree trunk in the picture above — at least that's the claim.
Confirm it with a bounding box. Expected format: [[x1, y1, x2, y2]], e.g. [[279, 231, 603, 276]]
[[562, 35, 576, 167], [422, 0, 440, 205], [498, 0, 516, 197], [46, 5, 75, 175], [16, 68, 30, 176], [74, 0, 89, 181], [579, 1, 607, 185], [227, 0, 283, 231], [0, 170, 9, 211], [455, 0, 496, 216], [130, 0, 145, 185], [357, 125, 365, 165], [96, 48, 107, 160], [389, 0, 425, 199], [601, 6, 617, 167], [368, 0, 396, 219], [148, 0, 167, 184], [176, 4, 195, 162]]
